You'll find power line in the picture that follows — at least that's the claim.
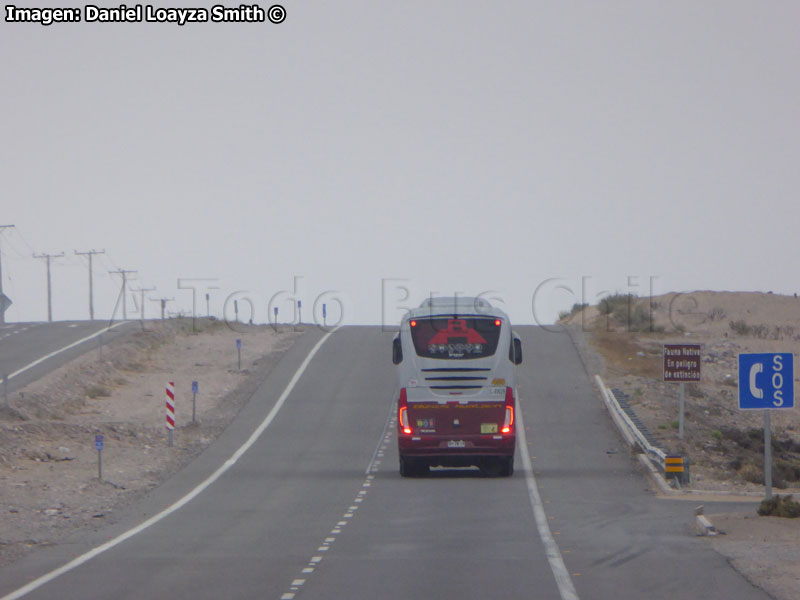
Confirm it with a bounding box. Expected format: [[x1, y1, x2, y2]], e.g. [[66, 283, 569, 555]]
[[150, 297, 174, 320], [75, 249, 105, 320], [109, 269, 137, 320], [131, 286, 156, 320], [33, 251, 65, 322], [11, 227, 36, 255]]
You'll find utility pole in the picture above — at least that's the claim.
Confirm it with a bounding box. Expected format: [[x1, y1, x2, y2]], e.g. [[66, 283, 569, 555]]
[[0, 225, 15, 324], [150, 297, 174, 320], [33, 252, 65, 322], [132, 286, 155, 320], [109, 269, 137, 320], [74, 249, 105, 320]]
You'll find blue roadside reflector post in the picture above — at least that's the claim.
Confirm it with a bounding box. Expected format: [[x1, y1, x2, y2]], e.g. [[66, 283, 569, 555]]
[[191, 380, 198, 423], [323, 303, 327, 327], [236, 339, 242, 371], [95, 434, 104, 480]]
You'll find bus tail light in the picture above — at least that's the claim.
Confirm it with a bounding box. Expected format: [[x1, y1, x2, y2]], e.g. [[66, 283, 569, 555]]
[[501, 386, 514, 434], [398, 388, 412, 434]]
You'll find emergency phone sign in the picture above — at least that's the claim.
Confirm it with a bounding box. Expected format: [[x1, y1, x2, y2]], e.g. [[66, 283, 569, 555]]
[[738, 353, 794, 410]]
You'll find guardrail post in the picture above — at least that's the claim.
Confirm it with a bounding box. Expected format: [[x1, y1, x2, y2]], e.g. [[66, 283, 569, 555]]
[[665, 455, 690, 486]]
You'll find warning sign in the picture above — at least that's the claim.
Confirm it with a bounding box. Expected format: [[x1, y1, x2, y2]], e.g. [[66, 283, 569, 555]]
[[663, 344, 701, 382]]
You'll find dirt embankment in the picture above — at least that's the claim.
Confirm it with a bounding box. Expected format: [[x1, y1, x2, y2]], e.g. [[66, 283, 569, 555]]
[[0, 318, 302, 567]]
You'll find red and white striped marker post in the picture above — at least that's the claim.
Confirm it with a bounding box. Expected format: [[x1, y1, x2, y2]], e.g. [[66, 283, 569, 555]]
[[166, 381, 175, 447]]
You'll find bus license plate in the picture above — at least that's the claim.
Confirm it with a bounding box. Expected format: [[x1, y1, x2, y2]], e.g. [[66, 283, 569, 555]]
[[447, 440, 466, 448]]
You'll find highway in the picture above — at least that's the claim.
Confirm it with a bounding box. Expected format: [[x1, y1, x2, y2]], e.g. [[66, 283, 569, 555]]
[[0, 320, 136, 392], [0, 326, 770, 600]]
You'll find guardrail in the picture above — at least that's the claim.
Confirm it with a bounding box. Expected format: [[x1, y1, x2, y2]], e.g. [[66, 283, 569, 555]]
[[595, 375, 667, 470]]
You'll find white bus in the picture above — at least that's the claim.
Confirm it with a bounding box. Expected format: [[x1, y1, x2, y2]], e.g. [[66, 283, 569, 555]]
[[392, 297, 522, 477]]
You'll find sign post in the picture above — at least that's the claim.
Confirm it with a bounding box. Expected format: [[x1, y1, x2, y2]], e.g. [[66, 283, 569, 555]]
[[738, 353, 794, 500], [663, 344, 702, 440], [95, 434, 104, 480], [166, 381, 175, 447], [297, 299, 302, 324], [322, 303, 327, 327], [191, 380, 198, 423], [236, 339, 242, 371]]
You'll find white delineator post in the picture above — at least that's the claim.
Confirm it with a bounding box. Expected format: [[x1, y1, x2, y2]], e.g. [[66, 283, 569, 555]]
[[166, 381, 175, 447]]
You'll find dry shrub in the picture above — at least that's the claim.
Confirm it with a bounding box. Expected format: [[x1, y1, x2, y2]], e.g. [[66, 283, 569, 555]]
[[738, 463, 763, 485], [758, 495, 800, 518], [589, 331, 663, 379]]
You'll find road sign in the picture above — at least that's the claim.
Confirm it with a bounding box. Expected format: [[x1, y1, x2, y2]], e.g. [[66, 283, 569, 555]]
[[192, 380, 198, 394], [322, 303, 327, 319], [738, 353, 794, 410], [298, 300, 302, 308], [95, 434, 104, 451], [236, 338, 242, 350], [166, 382, 175, 429], [663, 344, 701, 382]]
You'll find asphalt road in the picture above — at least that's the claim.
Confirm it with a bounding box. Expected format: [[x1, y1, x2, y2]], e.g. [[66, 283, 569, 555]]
[[0, 320, 137, 393], [0, 326, 770, 600]]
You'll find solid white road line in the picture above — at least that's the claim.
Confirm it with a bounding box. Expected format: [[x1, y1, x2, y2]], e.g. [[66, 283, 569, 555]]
[[7, 321, 129, 380], [516, 401, 580, 600], [1, 327, 339, 600]]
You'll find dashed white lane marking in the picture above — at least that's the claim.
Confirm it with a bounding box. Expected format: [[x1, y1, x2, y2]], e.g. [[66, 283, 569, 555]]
[[278, 399, 396, 599], [0, 327, 341, 600], [516, 400, 580, 600]]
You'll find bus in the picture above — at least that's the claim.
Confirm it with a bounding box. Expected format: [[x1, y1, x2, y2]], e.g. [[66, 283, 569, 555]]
[[392, 297, 522, 477]]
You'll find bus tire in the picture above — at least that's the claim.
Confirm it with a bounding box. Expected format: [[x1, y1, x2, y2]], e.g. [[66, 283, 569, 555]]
[[499, 456, 514, 477], [400, 457, 425, 477]]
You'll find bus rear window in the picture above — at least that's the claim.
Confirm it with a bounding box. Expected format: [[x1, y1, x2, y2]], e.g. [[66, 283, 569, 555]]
[[410, 317, 501, 359]]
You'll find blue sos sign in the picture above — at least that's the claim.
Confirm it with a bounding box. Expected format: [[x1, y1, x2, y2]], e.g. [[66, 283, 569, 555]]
[[738, 353, 794, 410]]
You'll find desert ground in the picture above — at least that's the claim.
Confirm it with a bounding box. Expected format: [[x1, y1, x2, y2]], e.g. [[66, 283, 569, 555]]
[[562, 291, 800, 599], [0, 318, 302, 567]]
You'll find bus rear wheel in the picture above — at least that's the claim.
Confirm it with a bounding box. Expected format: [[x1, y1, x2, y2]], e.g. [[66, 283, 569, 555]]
[[399, 456, 427, 477]]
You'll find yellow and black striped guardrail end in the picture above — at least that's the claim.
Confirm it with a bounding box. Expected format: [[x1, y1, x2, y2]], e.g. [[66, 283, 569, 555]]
[[665, 455, 685, 475]]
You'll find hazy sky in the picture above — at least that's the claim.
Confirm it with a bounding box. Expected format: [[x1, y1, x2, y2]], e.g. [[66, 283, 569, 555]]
[[2, 1, 799, 326]]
